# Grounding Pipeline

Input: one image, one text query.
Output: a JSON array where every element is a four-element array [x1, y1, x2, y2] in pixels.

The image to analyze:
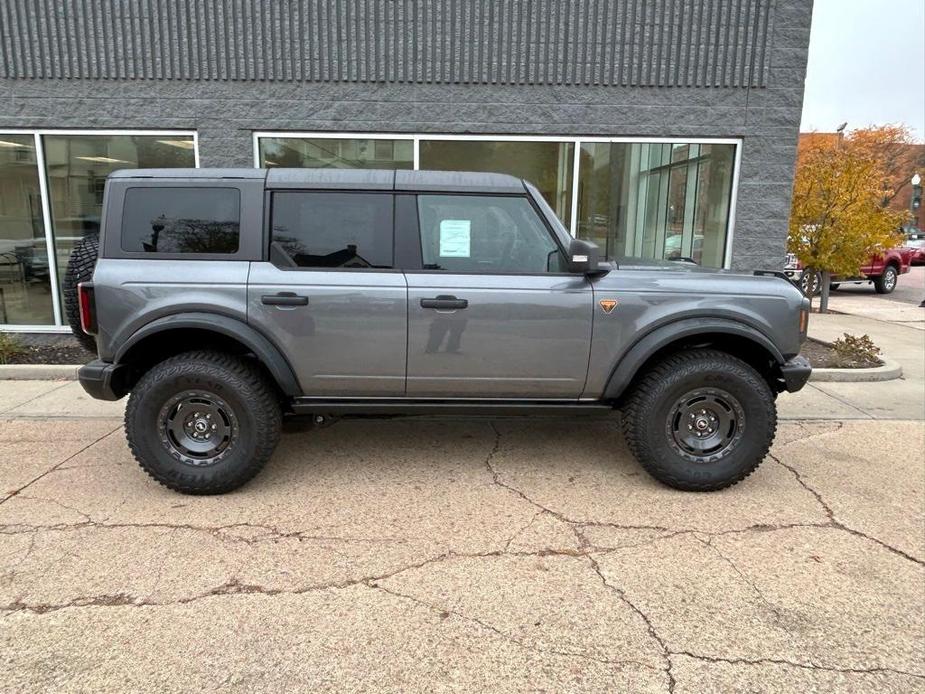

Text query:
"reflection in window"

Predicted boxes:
[[270, 192, 393, 269], [258, 137, 414, 169], [42, 135, 196, 299], [576, 142, 735, 268], [0, 135, 54, 325], [419, 140, 574, 225], [121, 188, 240, 254]]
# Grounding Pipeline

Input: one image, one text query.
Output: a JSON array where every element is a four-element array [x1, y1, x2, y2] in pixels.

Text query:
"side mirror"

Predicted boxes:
[[567, 238, 602, 274]]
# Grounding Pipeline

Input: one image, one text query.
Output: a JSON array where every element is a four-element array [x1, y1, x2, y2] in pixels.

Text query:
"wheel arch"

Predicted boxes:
[[603, 318, 786, 404], [114, 312, 302, 397]]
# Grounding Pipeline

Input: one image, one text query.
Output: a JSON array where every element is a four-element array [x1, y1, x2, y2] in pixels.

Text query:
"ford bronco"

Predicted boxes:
[[72, 169, 811, 494]]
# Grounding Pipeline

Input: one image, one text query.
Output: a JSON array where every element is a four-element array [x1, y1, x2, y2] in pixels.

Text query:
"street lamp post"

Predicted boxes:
[[911, 173, 922, 232]]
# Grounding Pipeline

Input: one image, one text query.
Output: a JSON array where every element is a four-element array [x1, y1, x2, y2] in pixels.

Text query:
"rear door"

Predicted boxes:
[[247, 190, 407, 396], [402, 193, 593, 398]]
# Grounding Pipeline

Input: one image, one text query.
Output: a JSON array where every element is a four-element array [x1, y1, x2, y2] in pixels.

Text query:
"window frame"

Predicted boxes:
[[266, 189, 400, 273], [253, 132, 742, 270]]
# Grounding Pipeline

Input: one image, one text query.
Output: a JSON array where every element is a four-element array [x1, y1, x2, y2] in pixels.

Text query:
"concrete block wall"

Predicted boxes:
[[0, 0, 813, 271]]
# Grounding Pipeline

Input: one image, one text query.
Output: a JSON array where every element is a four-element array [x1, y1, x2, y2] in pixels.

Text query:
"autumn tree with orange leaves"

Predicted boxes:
[[789, 126, 910, 311]]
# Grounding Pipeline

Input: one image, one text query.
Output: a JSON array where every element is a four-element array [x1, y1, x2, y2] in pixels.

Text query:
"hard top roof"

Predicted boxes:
[[108, 168, 527, 194]]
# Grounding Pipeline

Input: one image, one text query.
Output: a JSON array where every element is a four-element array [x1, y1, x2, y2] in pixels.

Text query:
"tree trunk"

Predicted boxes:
[[819, 270, 831, 313]]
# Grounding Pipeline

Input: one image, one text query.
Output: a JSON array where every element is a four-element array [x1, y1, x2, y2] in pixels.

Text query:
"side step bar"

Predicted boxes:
[[290, 398, 614, 416]]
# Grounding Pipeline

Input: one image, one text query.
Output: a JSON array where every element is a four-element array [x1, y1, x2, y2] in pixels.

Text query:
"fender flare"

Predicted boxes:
[[603, 317, 785, 401], [114, 312, 302, 396]]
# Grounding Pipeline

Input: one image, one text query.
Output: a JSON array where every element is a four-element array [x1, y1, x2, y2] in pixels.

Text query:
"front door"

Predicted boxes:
[[404, 193, 593, 398], [248, 191, 406, 396]]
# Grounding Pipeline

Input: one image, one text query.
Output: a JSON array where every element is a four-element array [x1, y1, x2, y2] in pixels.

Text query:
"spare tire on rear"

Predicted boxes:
[[63, 233, 100, 353]]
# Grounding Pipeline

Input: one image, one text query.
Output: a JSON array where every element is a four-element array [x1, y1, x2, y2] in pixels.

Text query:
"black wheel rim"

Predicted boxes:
[[158, 390, 238, 466], [666, 388, 745, 463]]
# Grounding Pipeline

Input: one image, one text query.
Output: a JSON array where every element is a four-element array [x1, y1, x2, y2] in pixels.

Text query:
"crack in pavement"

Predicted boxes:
[[693, 534, 784, 621], [583, 552, 677, 693], [0, 425, 122, 506], [769, 452, 924, 567], [670, 651, 925, 680], [0, 519, 412, 547], [368, 581, 661, 673], [0, 382, 74, 416]]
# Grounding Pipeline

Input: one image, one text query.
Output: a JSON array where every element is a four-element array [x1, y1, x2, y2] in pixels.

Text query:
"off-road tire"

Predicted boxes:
[[125, 351, 282, 494], [621, 349, 777, 492], [873, 265, 898, 294], [63, 233, 100, 353]]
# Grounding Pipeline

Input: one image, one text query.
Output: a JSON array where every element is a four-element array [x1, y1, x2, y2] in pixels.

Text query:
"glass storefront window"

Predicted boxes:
[[0, 135, 54, 325], [42, 134, 196, 305], [258, 137, 414, 169], [576, 142, 735, 268], [419, 140, 575, 225]]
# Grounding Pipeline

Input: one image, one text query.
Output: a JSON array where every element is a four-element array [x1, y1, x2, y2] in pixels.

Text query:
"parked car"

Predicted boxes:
[[784, 246, 913, 295], [903, 233, 925, 266], [71, 168, 811, 495]]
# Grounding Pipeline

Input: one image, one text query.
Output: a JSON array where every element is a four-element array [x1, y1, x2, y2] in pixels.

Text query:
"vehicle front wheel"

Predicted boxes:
[[873, 265, 898, 294], [620, 349, 777, 491], [829, 283, 840, 291], [125, 351, 282, 494]]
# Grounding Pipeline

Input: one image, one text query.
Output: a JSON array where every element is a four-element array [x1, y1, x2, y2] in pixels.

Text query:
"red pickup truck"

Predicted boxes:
[[784, 247, 914, 296]]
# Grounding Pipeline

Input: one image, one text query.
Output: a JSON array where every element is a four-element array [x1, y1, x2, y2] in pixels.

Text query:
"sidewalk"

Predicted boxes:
[[777, 302, 925, 421]]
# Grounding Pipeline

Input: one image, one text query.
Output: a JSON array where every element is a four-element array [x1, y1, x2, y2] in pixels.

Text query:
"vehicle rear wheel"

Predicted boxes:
[[620, 349, 777, 491], [873, 265, 898, 294], [63, 233, 100, 353], [799, 269, 822, 297], [125, 351, 282, 494]]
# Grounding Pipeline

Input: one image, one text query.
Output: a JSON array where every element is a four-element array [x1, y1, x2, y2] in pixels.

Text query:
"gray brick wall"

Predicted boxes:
[[0, 0, 813, 270]]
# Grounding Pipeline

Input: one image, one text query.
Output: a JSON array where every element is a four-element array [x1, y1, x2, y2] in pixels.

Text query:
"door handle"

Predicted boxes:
[[420, 295, 468, 310], [262, 292, 309, 306]]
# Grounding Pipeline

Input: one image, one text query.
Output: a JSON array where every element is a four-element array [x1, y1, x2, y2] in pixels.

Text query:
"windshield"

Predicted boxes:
[[905, 238, 925, 248]]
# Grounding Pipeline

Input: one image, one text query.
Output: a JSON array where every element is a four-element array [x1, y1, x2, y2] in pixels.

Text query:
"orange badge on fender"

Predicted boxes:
[[599, 299, 618, 314]]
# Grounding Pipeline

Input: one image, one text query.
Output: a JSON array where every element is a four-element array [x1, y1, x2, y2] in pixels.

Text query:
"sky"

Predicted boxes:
[[800, 0, 925, 141]]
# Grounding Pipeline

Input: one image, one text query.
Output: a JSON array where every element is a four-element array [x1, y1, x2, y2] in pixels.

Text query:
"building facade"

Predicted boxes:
[[0, 0, 812, 331]]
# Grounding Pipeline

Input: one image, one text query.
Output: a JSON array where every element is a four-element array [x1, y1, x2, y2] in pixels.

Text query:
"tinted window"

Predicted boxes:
[[121, 187, 240, 254], [271, 192, 393, 269], [417, 195, 564, 273]]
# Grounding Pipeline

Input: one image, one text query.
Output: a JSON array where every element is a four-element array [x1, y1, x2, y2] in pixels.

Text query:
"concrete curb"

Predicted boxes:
[[809, 358, 903, 382], [0, 364, 80, 380]]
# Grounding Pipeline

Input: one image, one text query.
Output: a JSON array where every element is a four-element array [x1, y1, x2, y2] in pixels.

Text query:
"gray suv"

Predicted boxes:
[[73, 168, 811, 495]]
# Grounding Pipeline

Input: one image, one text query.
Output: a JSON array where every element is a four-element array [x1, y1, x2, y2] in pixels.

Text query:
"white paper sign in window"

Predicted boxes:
[[438, 219, 471, 257]]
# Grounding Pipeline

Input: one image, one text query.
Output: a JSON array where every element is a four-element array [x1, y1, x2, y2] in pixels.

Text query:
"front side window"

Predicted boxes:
[[270, 192, 393, 269], [121, 187, 240, 254], [416, 195, 564, 274]]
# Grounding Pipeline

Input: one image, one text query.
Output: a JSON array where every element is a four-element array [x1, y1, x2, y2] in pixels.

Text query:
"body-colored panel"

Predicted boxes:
[[92, 258, 251, 362], [247, 262, 407, 396], [404, 273, 593, 398], [583, 265, 806, 398]]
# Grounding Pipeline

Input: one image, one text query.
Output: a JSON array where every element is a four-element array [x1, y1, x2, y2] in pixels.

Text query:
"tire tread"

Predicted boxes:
[[125, 350, 281, 494], [621, 349, 777, 491]]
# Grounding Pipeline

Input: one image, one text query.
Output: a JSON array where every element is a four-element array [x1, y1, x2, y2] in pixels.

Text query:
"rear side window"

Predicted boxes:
[[270, 192, 393, 269], [121, 187, 240, 254], [416, 194, 565, 273]]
